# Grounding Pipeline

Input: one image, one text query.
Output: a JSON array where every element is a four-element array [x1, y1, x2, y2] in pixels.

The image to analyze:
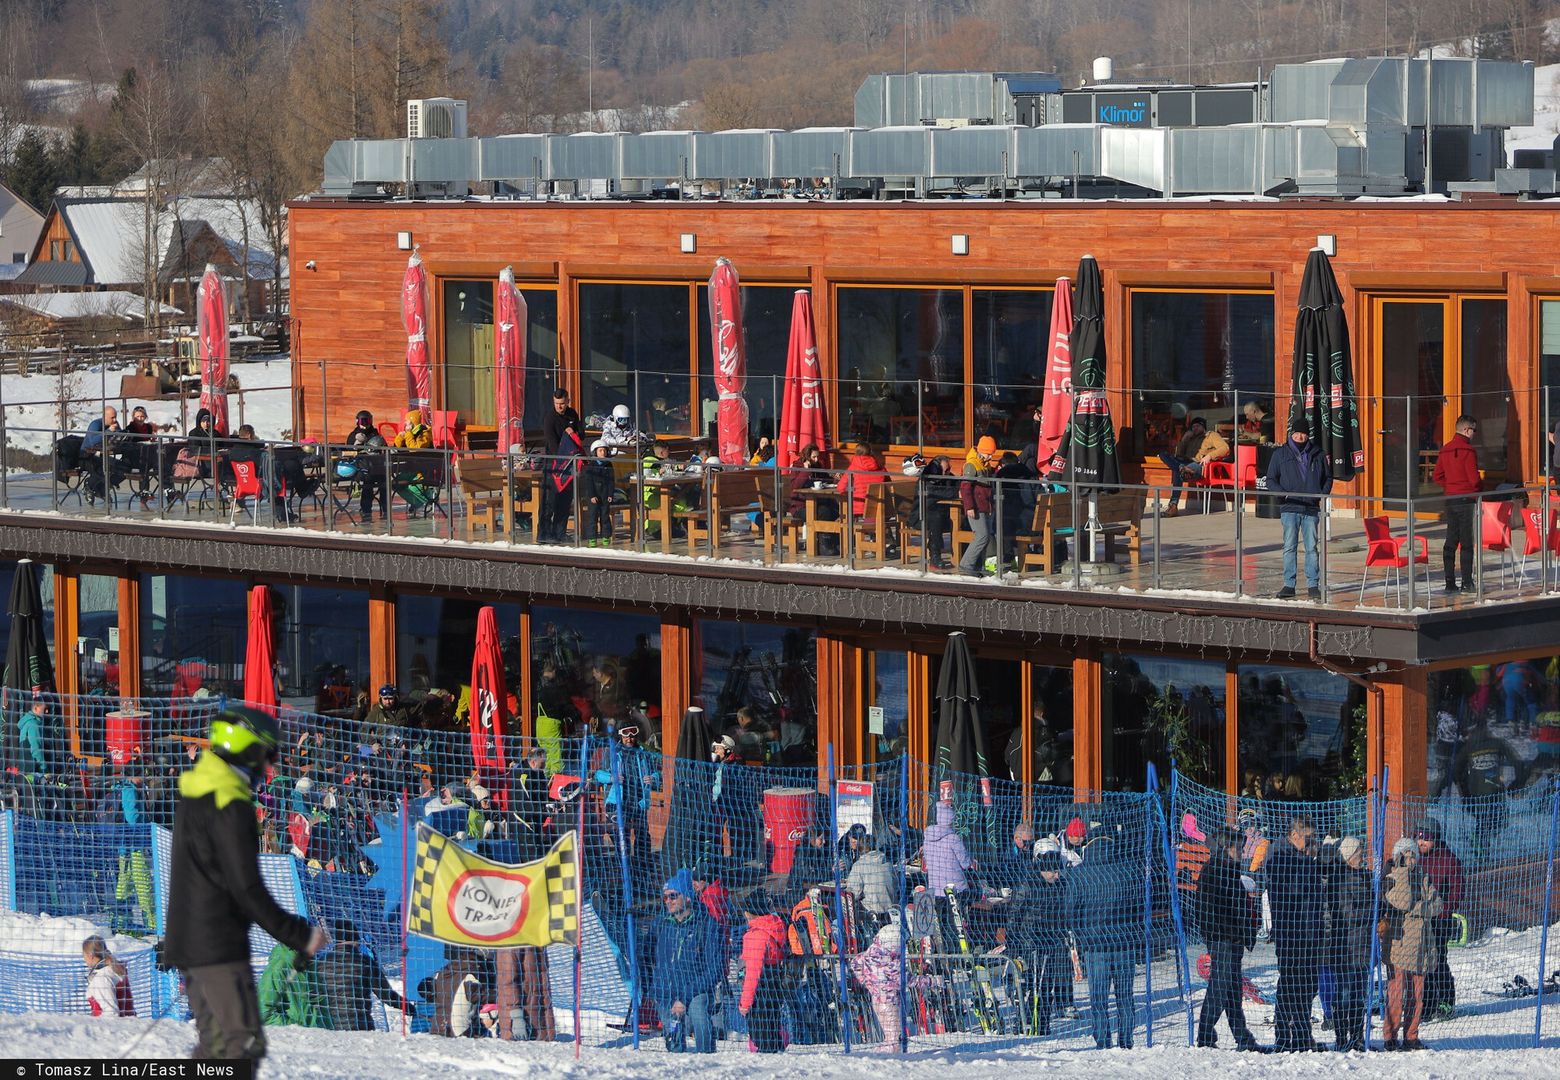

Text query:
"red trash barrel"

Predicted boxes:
[[763, 786, 816, 874], [104, 710, 147, 766]]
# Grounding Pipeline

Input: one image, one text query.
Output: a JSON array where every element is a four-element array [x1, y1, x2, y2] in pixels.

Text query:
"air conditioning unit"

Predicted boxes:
[[407, 98, 468, 139]]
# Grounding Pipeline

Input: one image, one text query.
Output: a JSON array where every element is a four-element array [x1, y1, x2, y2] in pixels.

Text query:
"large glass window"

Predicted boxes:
[[397, 596, 521, 704], [973, 289, 1053, 443], [1237, 665, 1365, 800], [1028, 663, 1074, 788], [578, 282, 692, 434], [531, 605, 662, 746], [1540, 301, 1560, 453], [696, 620, 816, 767], [697, 284, 799, 449], [867, 650, 909, 760], [1131, 291, 1275, 456], [76, 574, 118, 761], [0, 562, 56, 668], [837, 287, 963, 447], [442, 280, 560, 435], [1428, 661, 1551, 800], [139, 574, 248, 701], [1459, 297, 1509, 474], [1103, 653, 1225, 791], [269, 585, 370, 715]]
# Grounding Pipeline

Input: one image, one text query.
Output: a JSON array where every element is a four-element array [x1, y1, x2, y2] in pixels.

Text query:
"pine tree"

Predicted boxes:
[[5, 128, 60, 214]]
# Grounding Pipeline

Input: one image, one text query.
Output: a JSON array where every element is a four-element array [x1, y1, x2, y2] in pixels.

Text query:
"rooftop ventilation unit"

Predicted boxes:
[[407, 98, 468, 140]]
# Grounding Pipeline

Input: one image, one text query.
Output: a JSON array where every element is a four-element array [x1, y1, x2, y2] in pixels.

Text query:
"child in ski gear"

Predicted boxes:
[[82, 936, 135, 1017], [1383, 837, 1444, 1051], [849, 921, 924, 1052], [653, 869, 724, 1054], [737, 888, 788, 1053], [164, 706, 325, 1063]]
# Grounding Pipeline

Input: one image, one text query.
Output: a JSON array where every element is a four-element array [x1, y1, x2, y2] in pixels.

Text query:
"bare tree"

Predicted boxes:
[[110, 66, 185, 332]]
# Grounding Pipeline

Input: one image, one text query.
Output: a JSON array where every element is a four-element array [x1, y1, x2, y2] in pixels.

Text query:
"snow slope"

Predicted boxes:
[[5, 1014, 1556, 1079]]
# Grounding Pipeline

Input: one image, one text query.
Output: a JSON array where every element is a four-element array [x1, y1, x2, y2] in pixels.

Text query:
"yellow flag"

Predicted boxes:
[[405, 824, 578, 948]]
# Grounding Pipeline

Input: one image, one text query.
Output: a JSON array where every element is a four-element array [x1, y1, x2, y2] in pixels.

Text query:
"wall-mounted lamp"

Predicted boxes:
[[1316, 234, 1336, 257], [304, 260, 317, 271], [951, 234, 970, 256], [680, 233, 697, 254], [396, 231, 413, 251]]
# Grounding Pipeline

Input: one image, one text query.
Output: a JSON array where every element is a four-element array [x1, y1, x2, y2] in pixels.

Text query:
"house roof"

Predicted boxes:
[[0, 290, 181, 322], [115, 158, 231, 197], [13, 259, 88, 286], [25, 199, 247, 287]]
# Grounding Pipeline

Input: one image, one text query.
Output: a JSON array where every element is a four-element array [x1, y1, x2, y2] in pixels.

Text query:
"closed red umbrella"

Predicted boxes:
[[494, 266, 528, 451], [243, 585, 276, 713], [402, 251, 431, 424], [1038, 277, 1074, 474], [196, 264, 229, 435], [709, 257, 748, 464], [777, 289, 829, 469], [469, 605, 509, 795]]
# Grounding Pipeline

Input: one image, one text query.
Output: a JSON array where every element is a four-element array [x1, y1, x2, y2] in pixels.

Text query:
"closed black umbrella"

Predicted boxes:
[[662, 705, 717, 873], [3, 560, 54, 772], [1055, 255, 1120, 489], [932, 632, 995, 851], [1289, 247, 1364, 481]]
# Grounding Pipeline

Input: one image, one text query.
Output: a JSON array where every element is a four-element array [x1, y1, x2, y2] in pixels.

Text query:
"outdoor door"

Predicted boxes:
[[1371, 296, 1508, 507]]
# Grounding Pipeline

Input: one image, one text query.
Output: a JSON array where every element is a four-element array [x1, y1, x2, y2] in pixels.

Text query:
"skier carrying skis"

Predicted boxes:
[[164, 706, 326, 1064]]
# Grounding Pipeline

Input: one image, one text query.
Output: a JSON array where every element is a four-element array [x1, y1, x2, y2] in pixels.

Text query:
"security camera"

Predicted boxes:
[[305, 260, 317, 271]]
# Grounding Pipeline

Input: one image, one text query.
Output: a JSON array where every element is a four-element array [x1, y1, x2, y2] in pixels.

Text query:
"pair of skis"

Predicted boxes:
[[944, 885, 1018, 1034]]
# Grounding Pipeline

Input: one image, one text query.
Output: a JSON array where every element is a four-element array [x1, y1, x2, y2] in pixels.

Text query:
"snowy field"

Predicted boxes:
[[5, 1014, 1558, 1079]]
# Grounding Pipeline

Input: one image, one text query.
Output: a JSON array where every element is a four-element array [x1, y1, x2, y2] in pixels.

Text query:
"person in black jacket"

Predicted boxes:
[[1265, 815, 1325, 1052], [580, 440, 617, 546], [316, 920, 411, 1031], [1327, 836, 1374, 1051], [1195, 830, 1261, 1051], [1265, 423, 1332, 600], [1066, 825, 1139, 1049], [1009, 851, 1070, 1034], [164, 706, 325, 1063]]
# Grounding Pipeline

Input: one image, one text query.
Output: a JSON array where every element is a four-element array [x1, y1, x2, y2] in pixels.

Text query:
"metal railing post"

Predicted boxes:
[[994, 476, 1004, 578], [382, 444, 394, 536], [1070, 478, 1082, 590], [1233, 478, 1244, 598], [1474, 492, 1483, 602], [1152, 490, 1162, 589]]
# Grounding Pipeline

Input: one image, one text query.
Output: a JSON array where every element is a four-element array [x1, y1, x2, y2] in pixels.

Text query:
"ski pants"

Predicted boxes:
[[1084, 949, 1135, 1049], [186, 960, 267, 1062], [1198, 939, 1254, 1045], [1273, 946, 1319, 1050], [664, 992, 715, 1053]]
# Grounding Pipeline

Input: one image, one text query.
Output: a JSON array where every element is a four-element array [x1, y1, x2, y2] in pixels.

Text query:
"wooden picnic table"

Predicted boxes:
[[629, 470, 705, 552], [792, 484, 848, 559]]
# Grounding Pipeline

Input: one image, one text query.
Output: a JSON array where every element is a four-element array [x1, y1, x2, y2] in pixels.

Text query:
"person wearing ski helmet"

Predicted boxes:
[[599, 403, 643, 453], [165, 706, 326, 1064]]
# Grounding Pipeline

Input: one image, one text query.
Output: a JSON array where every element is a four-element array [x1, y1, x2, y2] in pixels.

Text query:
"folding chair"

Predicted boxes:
[[1359, 515, 1429, 605]]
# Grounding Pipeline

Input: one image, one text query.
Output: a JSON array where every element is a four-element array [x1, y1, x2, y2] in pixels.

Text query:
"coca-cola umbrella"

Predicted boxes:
[[196, 264, 229, 435], [402, 250, 432, 424], [469, 605, 510, 802], [2, 560, 53, 773], [1289, 247, 1364, 481], [776, 290, 829, 470], [709, 257, 749, 464], [931, 631, 995, 852], [494, 266, 528, 452], [1053, 255, 1119, 561], [1038, 276, 1074, 474], [242, 585, 277, 713]]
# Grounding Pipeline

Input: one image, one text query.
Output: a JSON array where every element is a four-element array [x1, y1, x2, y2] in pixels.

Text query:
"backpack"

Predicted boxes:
[[173, 447, 200, 480], [54, 435, 83, 478]]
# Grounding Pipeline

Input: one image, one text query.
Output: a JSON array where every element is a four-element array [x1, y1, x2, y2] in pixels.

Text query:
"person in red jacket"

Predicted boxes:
[[959, 436, 999, 578], [834, 442, 889, 518], [1431, 415, 1482, 593], [736, 888, 788, 1053], [1414, 821, 1464, 1020]]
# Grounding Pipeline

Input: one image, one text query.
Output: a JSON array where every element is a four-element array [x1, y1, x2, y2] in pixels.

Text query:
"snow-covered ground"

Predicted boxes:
[[3, 1013, 1556, 1079], [2, 353, 296, 456], [1506, 62, 1560, 162]]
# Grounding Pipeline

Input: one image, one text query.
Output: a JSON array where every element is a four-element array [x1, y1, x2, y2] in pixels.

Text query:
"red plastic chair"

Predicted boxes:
[[1516, 506, 1560, 588], [432, 409, 465, 451], [229, 458, 263, 525], [1359, 515, 1429, 605], [1480, 499, 1517, 586], [377, 420, 402, 444], [1201, 443, 1258, 513]]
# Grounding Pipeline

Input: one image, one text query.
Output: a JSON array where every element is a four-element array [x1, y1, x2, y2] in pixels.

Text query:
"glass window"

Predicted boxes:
[[268, 585, 370, 715], [1029, 664, 1074, 788], [578, 282, 692, 434], [696, 620, 816, 767], [697, 284, 798, 450], [396, 597, 522, 707], [1428, 661, 1551, 800], [1540, 301, 1560, 451], [836, 287, 964, 448], [0, 562, 55, 667], [139, 574, 248, 701], [868, 650, 909, 760], [531, 605, 662, 746], [972, 289, 1053, 443], [1237, 665, 1365, 801], [1103, 653, 1225, 791], [1131, 291, 1275, 456], [442, 279, 560, 435], [75, 574, 118, 760], [1459, 297, 1509, 474]]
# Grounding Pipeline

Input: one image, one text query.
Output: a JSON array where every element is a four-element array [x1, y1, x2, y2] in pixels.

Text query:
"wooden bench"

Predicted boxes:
[[678, 466, 773, 554], [459, 457, 509, 537], [756, 473, 799, 557], [1019, 491, 1144, 576], [851, 478, 918, 562]]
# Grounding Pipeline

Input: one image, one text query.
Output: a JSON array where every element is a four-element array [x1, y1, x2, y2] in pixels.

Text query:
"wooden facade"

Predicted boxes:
[[290, 197, 1560, 493]]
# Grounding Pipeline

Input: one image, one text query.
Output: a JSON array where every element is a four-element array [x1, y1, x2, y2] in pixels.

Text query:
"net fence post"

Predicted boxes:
[[610, 732, 642, 1050], [400, 788, 410, 1039], [1141, 766, 1155, 1049], [898, 752, 910, 1051], [1163, 764, 1195, 1046], [1536, 776, 1560, 1048], [575, 736, 587, 1058], [1366, 766, 1389, 1051], [828, 745, 850, 1052]]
